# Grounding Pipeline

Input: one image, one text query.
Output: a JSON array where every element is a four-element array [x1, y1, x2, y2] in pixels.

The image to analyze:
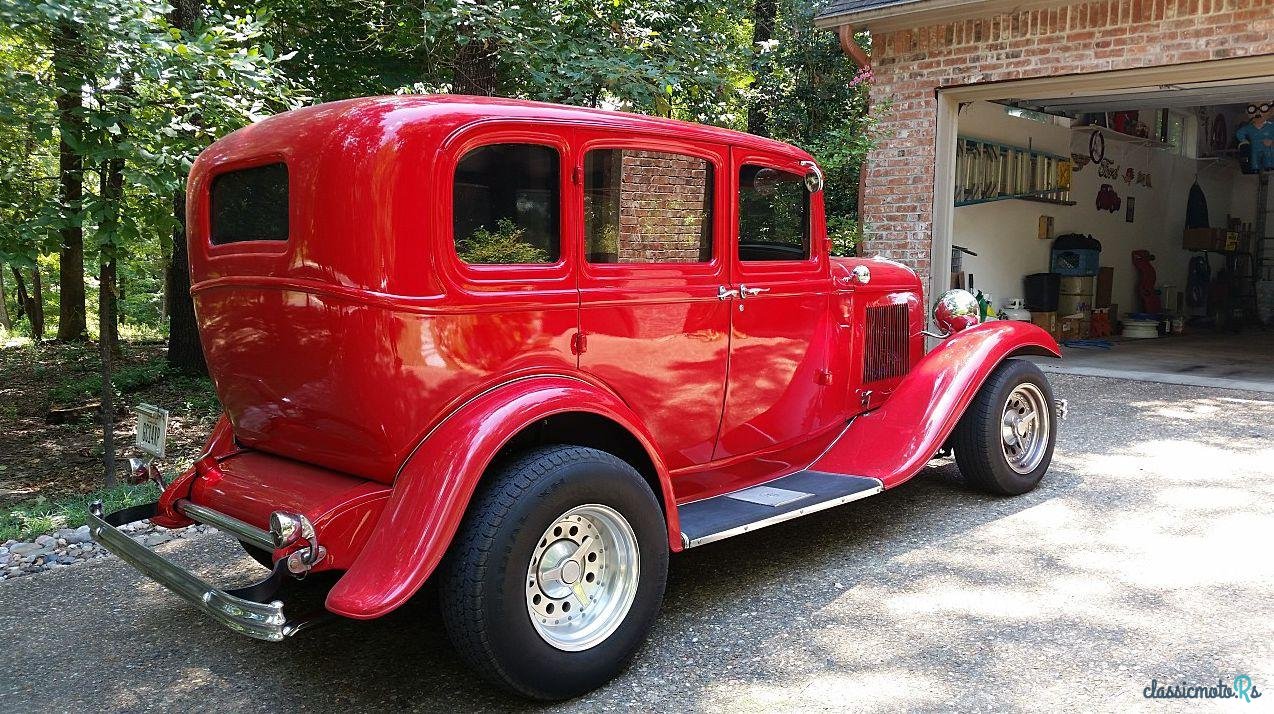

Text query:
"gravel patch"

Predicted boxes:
[[0, 522, 219, 581]]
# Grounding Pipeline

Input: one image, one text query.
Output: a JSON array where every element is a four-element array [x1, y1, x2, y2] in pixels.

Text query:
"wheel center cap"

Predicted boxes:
[[560, 559, 582, 584]]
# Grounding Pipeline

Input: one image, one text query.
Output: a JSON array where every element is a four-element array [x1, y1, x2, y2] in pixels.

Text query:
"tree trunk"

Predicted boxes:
[[53, 20, 87, 341], [747, 0, 779, 137], [160, 262, 169, 323], [99, 157, 124, 356], [11, 267, 29, 323], [0, 267, 10, 332], [100, 254, 118, 489], [166, 191, 206, 374], [452, 12, 499, 96], [30, 267, 45, 341], [166, 0, 208, 375]]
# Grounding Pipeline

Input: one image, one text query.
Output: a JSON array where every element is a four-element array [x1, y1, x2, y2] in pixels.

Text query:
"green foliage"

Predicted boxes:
[[750, 0, 874, 220], [827, 214, 860, 257], [0, 481, 159, 542], [47, 357, 168, 405], [457, 219, 550, 264], [0, 1, 874, 345], [0, 0, 306, 337]]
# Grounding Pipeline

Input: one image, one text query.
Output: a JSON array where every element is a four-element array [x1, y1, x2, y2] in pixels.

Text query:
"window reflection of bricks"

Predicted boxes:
[[617, 151, 713, 263]]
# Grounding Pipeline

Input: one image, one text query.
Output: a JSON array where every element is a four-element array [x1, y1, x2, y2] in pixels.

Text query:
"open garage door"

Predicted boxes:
[[932, 58, 1274, 392]]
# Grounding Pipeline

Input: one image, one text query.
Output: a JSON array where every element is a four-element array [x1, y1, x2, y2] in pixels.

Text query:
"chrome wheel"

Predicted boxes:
[[525, 504, 640, 652], [1000, 382, 1051, 474]]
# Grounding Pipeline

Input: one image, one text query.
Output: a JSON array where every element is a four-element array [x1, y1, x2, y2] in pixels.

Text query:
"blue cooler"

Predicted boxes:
[[1050, 234, 1102, 276]]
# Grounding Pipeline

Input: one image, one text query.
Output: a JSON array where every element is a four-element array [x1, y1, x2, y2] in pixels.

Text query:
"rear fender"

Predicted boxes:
[[811, 321, 1059, 488], [325, 375, 675, 620]]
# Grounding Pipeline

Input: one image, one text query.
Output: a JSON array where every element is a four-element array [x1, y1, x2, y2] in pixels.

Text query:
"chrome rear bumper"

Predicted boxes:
[[88, 501, 310, 642]]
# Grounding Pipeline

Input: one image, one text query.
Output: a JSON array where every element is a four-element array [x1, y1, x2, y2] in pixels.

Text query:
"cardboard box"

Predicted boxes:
[[1095, 267, 1113, 308], [1060, 314, 1090, 340], [1031, 311, 1059, 338], [1183, 228, 1245, 252], [1038, 215, 1054, 241], [1183, 228, 1224, 251]]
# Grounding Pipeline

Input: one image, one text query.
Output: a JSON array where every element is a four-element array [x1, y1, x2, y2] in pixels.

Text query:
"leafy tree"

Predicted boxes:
[[750, 0, 874, 253], [0, 0, 876, 489]]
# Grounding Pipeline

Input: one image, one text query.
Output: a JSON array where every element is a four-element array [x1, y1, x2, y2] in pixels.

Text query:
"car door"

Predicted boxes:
[[575, 132, 732, 471], [714, 146, 837, 461]]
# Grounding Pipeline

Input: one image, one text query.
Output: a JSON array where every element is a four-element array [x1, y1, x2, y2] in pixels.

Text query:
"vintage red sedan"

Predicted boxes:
[[90, 96, 1062, 700]]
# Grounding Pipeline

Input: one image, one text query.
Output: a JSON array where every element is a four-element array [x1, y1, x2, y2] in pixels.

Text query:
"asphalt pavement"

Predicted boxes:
[[2, 373, 1272, 712]]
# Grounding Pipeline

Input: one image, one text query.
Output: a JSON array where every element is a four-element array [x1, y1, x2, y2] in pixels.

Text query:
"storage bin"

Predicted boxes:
[[1058, 294, 1093, 316], [1051, 249, 1101, 276], [1058, 275, 1095, 295], [1024, 273, 1060, 312], [1051, 233, 1102, 277]]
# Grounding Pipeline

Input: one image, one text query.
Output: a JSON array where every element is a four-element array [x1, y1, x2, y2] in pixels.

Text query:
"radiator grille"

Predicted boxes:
[[863, 303, 910, 383]]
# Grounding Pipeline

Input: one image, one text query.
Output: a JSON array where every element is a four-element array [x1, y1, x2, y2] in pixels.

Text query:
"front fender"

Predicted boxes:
[[325, 375, 675, 620], [811, 320, 1059, 488]]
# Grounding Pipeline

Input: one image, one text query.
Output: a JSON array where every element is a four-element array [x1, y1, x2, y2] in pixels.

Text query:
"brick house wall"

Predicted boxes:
[[615, 151, 712, 262], [861, 0, 1274, 292]]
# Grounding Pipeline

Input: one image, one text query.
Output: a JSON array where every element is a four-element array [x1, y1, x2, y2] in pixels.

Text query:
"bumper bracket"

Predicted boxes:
[[88, 501, 321, 641]]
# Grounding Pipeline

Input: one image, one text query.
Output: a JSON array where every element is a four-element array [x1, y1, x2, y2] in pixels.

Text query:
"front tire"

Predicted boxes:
[[439, 445, 668, 700], [952, 359, 1057, 495]]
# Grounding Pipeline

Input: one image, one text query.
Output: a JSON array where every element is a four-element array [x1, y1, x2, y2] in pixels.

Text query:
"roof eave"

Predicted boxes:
[[814, 0, 1067, 32]]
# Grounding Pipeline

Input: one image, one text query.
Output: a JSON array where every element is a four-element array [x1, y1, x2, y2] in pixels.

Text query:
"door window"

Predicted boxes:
[[737, 164, 810, 261], [584, 148, 714, 263], [453, 143, 560, 264]]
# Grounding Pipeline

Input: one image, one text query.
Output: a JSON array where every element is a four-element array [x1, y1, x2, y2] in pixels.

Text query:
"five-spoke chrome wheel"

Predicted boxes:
[[1000, 382, 1051, 474], [525, 504, 640, 652]]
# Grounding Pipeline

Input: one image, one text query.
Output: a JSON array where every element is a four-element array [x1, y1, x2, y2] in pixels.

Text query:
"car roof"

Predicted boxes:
[[255, 94, 814, 161]]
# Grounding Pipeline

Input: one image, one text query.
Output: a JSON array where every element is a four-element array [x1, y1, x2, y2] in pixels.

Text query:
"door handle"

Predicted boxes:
[[717, 285, 740, 300], [739, 285, 770, 298]]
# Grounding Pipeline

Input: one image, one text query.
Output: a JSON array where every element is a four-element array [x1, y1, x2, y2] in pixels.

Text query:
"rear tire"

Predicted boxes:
[[439, 445, 668, 701], [953, 359, 1057, 495]]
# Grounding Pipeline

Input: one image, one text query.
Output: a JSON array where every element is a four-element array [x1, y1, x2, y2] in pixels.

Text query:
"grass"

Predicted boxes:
[[0, 482, 160, 543]]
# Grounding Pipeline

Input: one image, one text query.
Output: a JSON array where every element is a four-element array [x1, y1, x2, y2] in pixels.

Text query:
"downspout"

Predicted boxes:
[[836, 24, 872, 257], [837, 24, 872, 70]]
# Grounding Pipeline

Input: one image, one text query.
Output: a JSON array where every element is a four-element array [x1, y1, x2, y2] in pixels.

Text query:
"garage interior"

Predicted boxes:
[[941, 71, 1273, 392]]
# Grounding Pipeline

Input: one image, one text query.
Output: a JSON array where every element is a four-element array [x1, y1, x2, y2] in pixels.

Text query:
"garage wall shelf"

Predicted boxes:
[[1073, 125, 1174, 150], [954, 137, 1076, 207]]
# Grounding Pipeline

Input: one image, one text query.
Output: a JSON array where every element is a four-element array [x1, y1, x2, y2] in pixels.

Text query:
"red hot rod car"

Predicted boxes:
[[90, 96, 1062, 700]]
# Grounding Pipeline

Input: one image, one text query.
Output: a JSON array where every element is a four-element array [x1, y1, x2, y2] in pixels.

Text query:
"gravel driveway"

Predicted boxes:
[[2, 374, 1272, 712]]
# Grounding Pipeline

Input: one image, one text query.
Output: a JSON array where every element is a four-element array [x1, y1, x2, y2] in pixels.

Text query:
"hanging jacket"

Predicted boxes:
[[1185, 181, 1210, 229]]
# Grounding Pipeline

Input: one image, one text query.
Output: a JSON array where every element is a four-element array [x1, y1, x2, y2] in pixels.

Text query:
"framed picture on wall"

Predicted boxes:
[[1125, 196, 1136, 223]]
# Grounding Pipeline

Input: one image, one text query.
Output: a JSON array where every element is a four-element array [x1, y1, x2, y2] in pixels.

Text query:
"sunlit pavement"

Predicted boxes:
[[2, 373, 1271, 712]]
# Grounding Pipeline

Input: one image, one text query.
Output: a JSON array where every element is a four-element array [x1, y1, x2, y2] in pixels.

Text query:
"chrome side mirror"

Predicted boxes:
[[799, 160, 824, 192], [922, 289, 981, 339]]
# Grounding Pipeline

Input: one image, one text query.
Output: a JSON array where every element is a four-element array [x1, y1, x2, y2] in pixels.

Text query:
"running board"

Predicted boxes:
[[678, 471, 883, 548]]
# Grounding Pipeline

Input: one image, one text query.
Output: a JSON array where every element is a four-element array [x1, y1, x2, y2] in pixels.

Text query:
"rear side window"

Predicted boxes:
[[453, 144, 560, 264], [737, 164, 810, 261], [584, 148, 714, 263], [210, 163, 289, 245]]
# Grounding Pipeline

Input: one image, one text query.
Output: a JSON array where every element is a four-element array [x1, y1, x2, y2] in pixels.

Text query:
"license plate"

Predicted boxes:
[[135, 404, 169, 459]]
